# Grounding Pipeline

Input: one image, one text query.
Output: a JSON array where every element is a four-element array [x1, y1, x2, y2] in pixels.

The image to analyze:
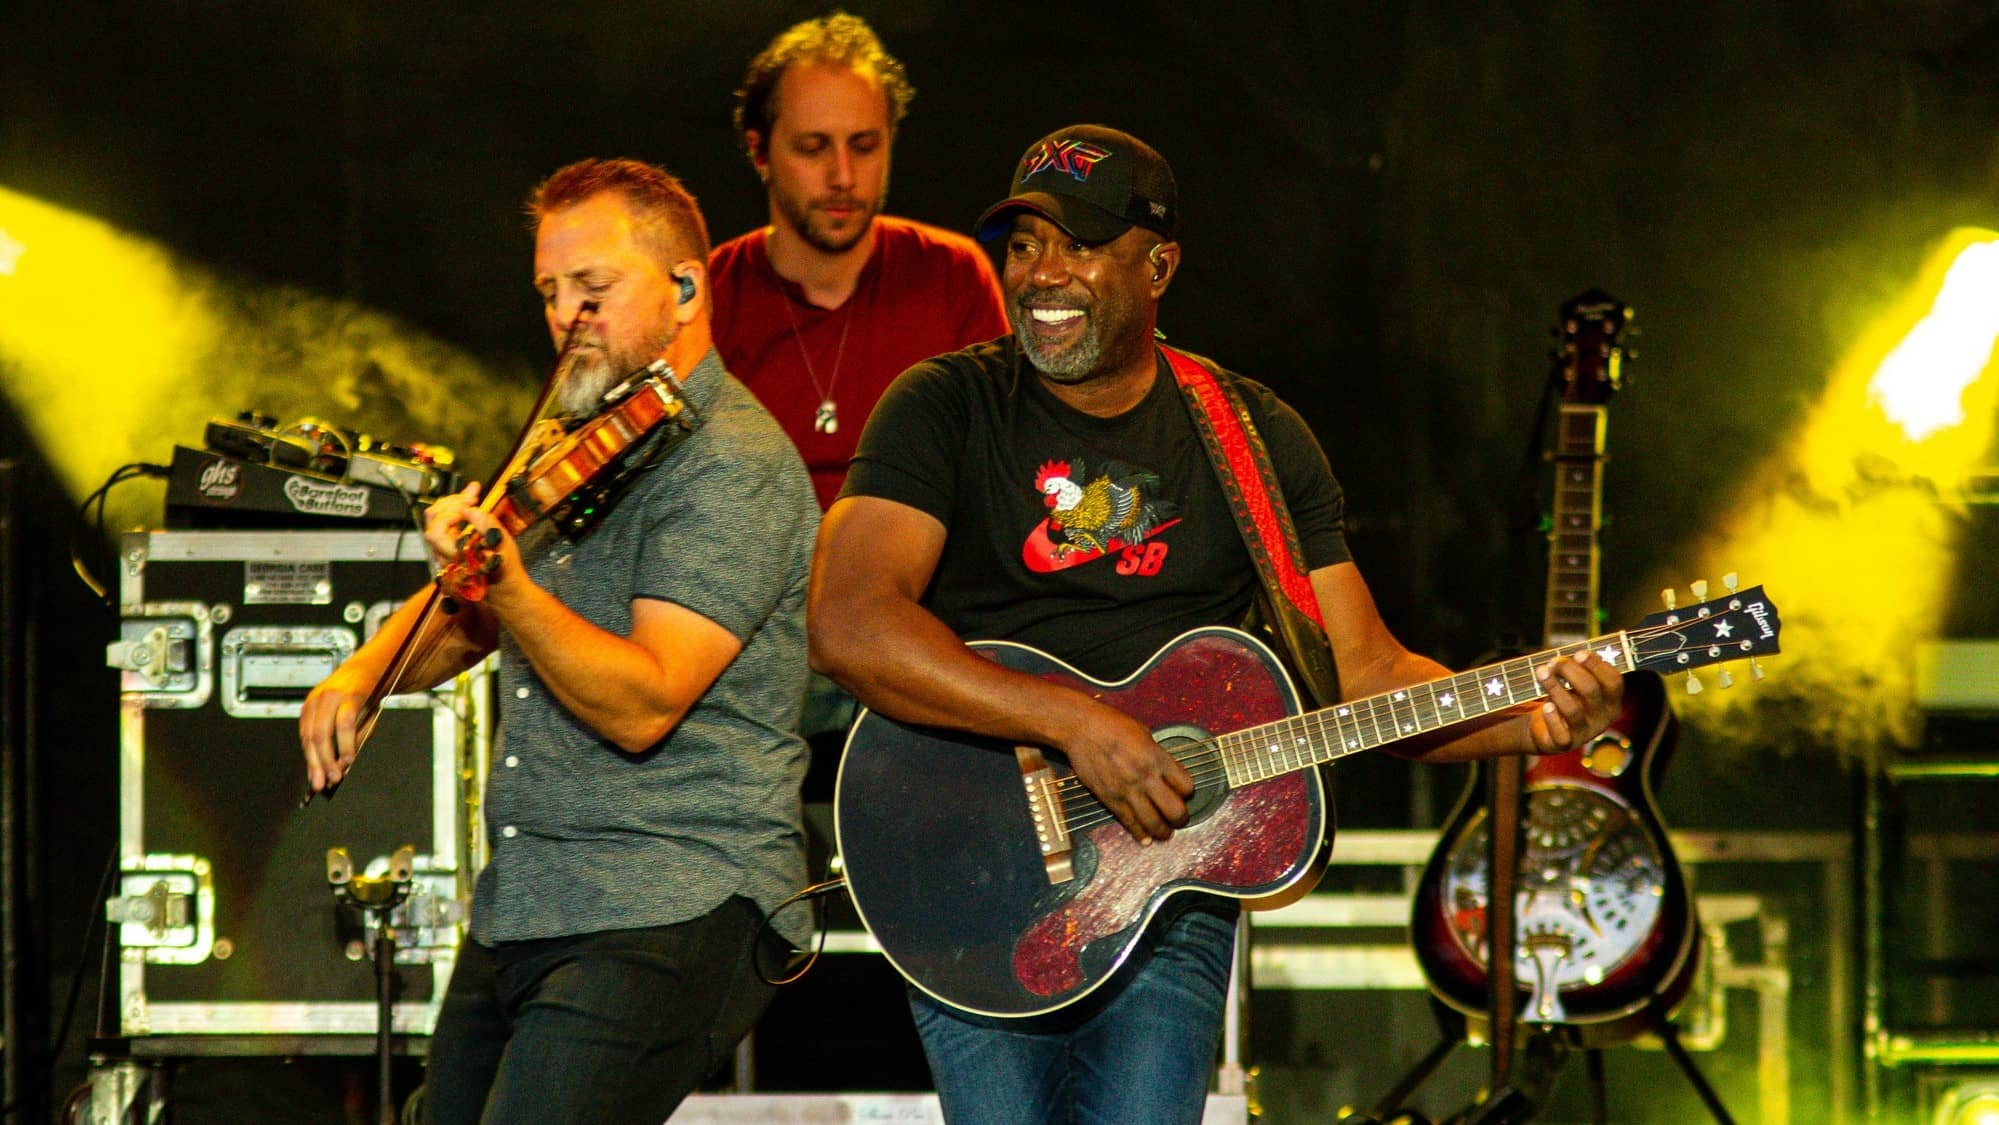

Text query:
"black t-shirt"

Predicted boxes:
[[842, 337, 1350, 682]]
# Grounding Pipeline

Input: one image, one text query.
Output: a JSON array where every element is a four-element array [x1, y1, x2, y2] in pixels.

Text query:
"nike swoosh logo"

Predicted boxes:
[[1020, 518, 1181, 573]]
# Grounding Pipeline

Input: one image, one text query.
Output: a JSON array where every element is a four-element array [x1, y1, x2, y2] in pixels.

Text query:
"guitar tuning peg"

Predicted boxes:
[[1690, 579, 1709, 601], [1661, 588, 1678, 610], [1718, 667, 1735, 689], [1684, 672, 1703, 695], [1749, 656, 1766, 681], [1722, 572, 1740, 595]]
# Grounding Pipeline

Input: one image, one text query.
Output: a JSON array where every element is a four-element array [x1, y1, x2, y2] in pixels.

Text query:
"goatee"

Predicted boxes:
[[1017, 323, 1103, 384], [776, 183, 888, 256], [556, 360, 620, 416], [1013, 295, 1104, 384]]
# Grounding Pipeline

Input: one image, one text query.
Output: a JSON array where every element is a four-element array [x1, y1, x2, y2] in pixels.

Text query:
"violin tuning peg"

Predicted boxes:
[[1717, 667, 1735, 689], [1690, 579, 1709, 602], [1661, 588, 1678, 611], [1684, 672, 1703, 695]]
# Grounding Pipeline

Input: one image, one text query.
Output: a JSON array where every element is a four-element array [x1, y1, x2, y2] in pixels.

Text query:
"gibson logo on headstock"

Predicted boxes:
[[1744, 599, 1776, 640], [198, 458, 242, 501]]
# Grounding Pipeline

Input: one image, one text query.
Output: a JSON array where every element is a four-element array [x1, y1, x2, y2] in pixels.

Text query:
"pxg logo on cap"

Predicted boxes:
[[976, 124, 1177, 245], [1020, 138, 1113, 183]]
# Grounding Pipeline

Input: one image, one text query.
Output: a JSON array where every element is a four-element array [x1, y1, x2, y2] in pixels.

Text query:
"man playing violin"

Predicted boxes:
[[300, 158, 818, 1125]]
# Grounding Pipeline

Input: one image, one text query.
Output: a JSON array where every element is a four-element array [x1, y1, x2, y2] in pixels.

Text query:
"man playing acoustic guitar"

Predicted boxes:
[[300, 158, 817, 1124], [808, 125, 1626, 1124]]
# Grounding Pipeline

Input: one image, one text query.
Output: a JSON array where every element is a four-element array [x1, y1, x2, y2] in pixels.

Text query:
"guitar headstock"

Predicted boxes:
[[1554, 288, 1632, 405], [1630, 574, 1781, 692]]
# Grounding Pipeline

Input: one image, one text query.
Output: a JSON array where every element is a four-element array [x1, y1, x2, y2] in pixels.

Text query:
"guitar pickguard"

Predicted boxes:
[[836, 627, 1329, 1018], [1012, 770, 1311, 997]]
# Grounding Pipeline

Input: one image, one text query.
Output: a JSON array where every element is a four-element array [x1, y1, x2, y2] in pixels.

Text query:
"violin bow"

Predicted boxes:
[[301, 301, 600, 807]]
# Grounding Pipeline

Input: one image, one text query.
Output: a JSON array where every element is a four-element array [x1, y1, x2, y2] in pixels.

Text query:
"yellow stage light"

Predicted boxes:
[[0, 224, 23, 274], [1653, 228, 1999, 756], [1871, 239, 1999, 442], [0, 186, 534, 530], [1936, 1081, 1999, 1125]]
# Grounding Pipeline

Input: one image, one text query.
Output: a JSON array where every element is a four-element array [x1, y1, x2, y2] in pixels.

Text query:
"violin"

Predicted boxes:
[[303, 304, 701, 806], [438, 360, 699, 603]]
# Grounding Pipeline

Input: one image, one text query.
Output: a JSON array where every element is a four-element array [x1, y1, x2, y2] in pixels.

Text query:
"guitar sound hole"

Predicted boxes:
[[1155, 725, 1228, 828]]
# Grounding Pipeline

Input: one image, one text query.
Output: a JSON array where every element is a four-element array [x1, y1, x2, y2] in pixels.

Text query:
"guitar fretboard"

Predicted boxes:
[[1546, 404, 1606, 646], [1215, 635, 1633, 786]]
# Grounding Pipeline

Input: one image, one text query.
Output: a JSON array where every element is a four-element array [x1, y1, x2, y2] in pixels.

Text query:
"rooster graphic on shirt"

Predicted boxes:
[[1022, 457, 1180, 572]]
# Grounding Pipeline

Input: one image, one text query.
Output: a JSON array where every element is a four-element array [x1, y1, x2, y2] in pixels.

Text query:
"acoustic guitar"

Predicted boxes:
[[834, 582, 1776, 1018]]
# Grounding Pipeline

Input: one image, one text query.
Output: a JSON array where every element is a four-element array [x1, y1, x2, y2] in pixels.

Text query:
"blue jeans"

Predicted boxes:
[[425, 896, 776, 1125], [909, 904, 1236, 1125]]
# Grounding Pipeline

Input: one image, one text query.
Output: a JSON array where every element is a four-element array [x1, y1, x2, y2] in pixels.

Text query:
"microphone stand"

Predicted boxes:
[[329, 844, 416, 1125]]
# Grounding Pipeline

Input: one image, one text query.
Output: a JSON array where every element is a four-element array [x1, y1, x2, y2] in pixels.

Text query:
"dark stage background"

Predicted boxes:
[[4, 2, 1998, 1121]]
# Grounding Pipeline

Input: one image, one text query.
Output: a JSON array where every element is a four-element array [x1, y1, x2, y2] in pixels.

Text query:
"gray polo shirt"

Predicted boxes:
[[472, 350, 817, 947]]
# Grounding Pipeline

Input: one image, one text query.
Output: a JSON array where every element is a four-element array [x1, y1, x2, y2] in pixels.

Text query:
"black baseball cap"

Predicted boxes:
[[975, 124, 1178, 244]]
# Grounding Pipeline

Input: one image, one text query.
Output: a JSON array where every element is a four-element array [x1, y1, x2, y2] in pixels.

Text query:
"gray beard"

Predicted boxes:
[[555, 359, 620, 416], [556, 318, 676, 415], [1012, 286, 1140, 385], [1016, 319, 1105, 384]]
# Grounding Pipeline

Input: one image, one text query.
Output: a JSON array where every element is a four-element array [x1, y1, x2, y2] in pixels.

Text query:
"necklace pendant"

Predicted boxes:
[[814, 400, 839, 435]]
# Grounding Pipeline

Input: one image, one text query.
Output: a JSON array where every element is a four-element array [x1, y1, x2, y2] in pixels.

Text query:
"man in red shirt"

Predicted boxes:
[[710, 12, 1008, 512]]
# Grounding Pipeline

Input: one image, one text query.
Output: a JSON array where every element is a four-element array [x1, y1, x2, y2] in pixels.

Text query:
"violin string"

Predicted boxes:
[[365, 329, 709, 729], [327, 301, 604, 791]]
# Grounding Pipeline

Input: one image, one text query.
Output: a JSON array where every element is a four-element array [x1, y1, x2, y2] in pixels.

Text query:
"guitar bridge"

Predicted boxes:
[[1520, 924, 1576, 1023], [1016, 747, 1074, 885]]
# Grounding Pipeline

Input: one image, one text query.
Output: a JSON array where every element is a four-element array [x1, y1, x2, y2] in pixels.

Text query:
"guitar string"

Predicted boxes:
[[1049, 653, 1551, 806], [1054, 673, 1711, 831], [1043, 617, 1742, 832], [1051, 654, 1563, 828], [1052, 675, 1533, 815]]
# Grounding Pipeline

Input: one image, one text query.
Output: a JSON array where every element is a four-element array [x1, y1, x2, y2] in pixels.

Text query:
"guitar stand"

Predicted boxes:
[[1651, 1018, 1736, 1125], [1347, 1008, 1736, 1125], [328, 844, 417, 1125]]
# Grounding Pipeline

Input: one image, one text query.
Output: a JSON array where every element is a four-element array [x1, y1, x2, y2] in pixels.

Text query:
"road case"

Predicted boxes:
[[109, 529, 488, 1038]]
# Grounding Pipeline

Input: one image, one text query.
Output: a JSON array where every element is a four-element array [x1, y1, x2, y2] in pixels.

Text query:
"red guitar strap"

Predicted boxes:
[[1161, 345, 1341, 707]]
